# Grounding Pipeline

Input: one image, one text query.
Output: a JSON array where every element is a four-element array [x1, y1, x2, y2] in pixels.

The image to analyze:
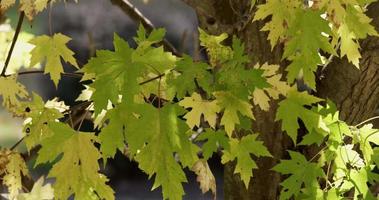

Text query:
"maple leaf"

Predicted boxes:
[[254, 0, 300, 48], [354, 124, 379, 163], [196, 129, 230, 160], [338, 6, 378, 67], [98, 102, 151, 160], [36, 122, 114, 200], [134, 24, 166, 46], [17, 177, 54, 200], [252, 63, 290, 111], [179, 93, 220, 129], [199, 28, 232, 67], [167, 55, 211, 98], [222, 134, 272, 187], [0, 76, 28, 112], [1, 0, 49, 20], [192, 160, 216, 197], [276, 88, 326, 144], [29, 33, 78, 87], [3, 153, 29, 200], [273, 151, 324, 200], [18, 93, 63, 150], [213, 91, 254, 136], [283, 9, 335, 89], [217, 39, 270, 100], [82, 34, 140, 114], [134, 104, 198, 200]]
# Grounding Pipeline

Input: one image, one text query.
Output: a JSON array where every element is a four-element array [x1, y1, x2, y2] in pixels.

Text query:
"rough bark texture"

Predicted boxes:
[[184, 1, 379, 200], [183, 0, 290, 199], [317, 3, 379, 125]]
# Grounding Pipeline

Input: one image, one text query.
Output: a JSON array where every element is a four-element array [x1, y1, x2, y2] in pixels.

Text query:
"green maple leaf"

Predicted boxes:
[[253, 0, 300, 48], [134, 24, 166, 46], [179, 92, 220, 129], [283, 9, 335, 89], [4, 152, 29, 199], [98, 104, 127, 160], [213, 91, 254, 136], [355, 124, 379, 163], [167, 55, 211, 98], [276, 88, 326, 144], [222, 134, 272, 187], [29, 33, 78, 87], [134, 104, 199, 200], [0, 75, 28, 112], [99, 102, 152, 160], [196, 129, 230, 160], [299, 103, 344, 146], [36, 122, 114, 200], [349, 168, 375, 199], [273, 151, 324, 200], [82, 34, 140, 114], [17, 177, 54, 200], [132, 46, 177, 74], [18, 93, 63, 150]]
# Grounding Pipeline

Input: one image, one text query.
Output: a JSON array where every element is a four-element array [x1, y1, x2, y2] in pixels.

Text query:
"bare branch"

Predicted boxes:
[[1, 12, 25, 77], [110, 0, 181, 56]]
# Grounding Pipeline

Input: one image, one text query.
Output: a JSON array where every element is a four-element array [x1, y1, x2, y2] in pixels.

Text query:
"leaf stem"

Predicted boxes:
[[354, 116, 379, 127], [1, 12, 25, 77]]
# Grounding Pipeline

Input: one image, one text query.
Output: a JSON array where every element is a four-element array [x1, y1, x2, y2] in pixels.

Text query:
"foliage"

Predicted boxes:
[[0, 0, 378, 199]]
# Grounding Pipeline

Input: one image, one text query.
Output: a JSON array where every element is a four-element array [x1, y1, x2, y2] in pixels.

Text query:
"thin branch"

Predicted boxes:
[[10, 137, 24, 151], [15, 70, 84, 78], [110, 0, 181, 56], [1, 12, 25, 77], [138, 73, 165, 85]]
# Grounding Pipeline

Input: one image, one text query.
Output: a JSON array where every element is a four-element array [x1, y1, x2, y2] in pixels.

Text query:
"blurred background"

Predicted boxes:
[[0, 0, 224, 199]]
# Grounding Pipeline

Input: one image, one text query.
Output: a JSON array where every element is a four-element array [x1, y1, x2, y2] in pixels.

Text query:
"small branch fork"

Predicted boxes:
[[110, 0, 182, 56]]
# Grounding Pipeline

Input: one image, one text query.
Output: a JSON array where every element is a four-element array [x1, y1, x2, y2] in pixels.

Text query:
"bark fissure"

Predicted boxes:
[[184, 1, 379, 199]]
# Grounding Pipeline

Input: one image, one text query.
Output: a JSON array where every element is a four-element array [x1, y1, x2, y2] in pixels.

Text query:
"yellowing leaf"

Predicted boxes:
[[214, 91, 254, 137], [17, 177, 54, 200], [192, 160, 216, 197], [252, 63, 289, 110], [20, 0, 49, 20], [29, 33, 78, 87], [179, 93, 220, 129], [254, 0, 300, 48], [20, 93, 63, 150], [0, 76, 28, 112], [4, 153, 29, 200], [198, 28, 232, 67], [339, 24, 361, 67], [37, 122, 114, 200], [0, 0, 16, 11], [0, 23, 39, 74], [1, 0, 50, 20]]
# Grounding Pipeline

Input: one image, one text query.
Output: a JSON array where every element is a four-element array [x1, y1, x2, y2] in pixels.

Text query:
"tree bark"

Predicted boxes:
[[184, 1, 379, 199]]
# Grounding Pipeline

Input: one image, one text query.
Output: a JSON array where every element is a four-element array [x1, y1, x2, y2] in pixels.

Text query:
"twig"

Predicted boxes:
[[110, 0, 181, 56], [138, 73, 165, 85], [1, 12, 25, 77], [15, 70, 84, 78], [10, 137, 24, 151]]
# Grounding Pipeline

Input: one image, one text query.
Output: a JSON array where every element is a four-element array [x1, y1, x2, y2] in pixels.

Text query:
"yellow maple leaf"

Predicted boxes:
[[252, 63, 289, 111], [179, 93, 220, 129]]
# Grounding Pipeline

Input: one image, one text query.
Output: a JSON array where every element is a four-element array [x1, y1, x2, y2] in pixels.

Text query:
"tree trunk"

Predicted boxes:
[[183, 1, 379, 199]]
